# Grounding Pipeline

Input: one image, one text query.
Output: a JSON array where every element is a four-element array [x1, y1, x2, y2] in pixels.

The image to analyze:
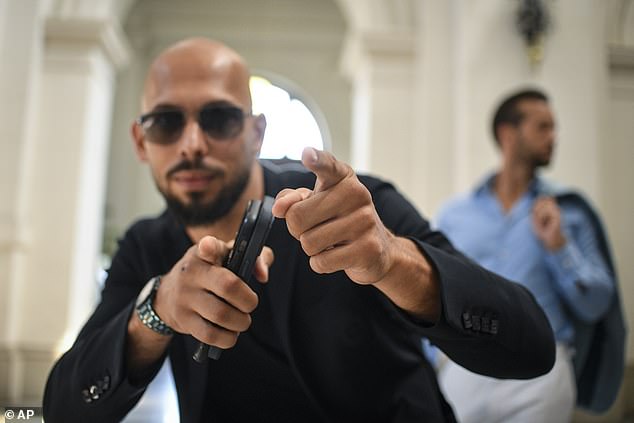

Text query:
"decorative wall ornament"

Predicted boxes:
[[516, 0, 551, 68]]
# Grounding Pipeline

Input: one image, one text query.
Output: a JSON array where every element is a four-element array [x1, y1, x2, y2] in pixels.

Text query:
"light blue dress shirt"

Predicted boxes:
[[435, 175, 614, 344]]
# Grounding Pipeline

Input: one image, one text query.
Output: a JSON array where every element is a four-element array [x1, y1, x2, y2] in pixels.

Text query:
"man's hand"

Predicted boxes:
[[272, 147, 397, 285], [272, 147, 440, 321], [532, 196, 566, 251], [127, 236, 274, 380], [154, 236, 274, 348]]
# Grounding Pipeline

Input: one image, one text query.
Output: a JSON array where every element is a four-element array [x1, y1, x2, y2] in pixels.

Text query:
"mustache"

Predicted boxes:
[[167, 158, 222, 179]]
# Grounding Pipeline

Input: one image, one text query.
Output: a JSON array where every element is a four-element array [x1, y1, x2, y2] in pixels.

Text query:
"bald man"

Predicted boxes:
[[43, 38, 555, 422]]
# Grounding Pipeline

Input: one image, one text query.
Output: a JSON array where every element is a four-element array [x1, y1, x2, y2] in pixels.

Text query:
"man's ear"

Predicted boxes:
[[497, 123, 517, 150], [131, 121, 148, 162], [251, 114, 267, 155]]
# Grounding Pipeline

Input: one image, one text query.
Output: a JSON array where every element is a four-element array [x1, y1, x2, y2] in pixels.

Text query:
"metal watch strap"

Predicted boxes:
[[136, 276, 174, 336]]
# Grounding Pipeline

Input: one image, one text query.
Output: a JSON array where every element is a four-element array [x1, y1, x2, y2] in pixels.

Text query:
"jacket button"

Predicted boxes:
[[472, 315, 481, 331], [98, 376, 110, 391], [82, 389, 93, 403], [490, 319, 499, 335], [462, 312, 473, 329], [89, 384, 100, 400], [481, 316, 491, 333]]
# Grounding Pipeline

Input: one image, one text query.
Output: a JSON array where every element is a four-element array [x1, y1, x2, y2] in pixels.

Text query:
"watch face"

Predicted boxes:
[[136, 278, 156, 307]]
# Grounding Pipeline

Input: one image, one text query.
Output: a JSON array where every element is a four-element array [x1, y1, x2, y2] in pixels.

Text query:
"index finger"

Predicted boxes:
[[301, 147, 353, 193], [253, 246, 275, 283]]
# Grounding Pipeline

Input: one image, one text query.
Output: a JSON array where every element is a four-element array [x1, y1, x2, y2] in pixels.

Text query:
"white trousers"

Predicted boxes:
[[438, 344, 576, 423]]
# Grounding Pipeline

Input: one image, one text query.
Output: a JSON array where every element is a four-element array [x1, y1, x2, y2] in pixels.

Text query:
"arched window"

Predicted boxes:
[[250, 76, 326, 160]]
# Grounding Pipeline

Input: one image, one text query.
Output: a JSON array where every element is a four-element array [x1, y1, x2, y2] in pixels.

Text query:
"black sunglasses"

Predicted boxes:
[[136, 103, 250, 145]]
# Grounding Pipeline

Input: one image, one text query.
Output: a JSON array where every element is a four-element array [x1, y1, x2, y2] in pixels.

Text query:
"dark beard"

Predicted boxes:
[[531, 155, 551, 169], [162, 164, 251, 227]]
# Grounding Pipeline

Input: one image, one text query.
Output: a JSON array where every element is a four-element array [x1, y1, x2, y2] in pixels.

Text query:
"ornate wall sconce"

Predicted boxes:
[[516, 0, 551, 68]]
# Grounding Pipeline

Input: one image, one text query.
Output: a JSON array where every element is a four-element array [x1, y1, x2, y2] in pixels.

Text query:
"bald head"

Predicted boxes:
[[142, 38, 252, 112]]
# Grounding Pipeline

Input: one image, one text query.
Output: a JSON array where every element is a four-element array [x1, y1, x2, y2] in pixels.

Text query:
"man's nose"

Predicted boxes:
[[548, 129, 556, 145], [179, 119, 209, 160]]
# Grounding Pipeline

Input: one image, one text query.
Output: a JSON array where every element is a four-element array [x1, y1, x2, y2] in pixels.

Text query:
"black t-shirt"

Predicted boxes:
[[201, 276, 323, 422]]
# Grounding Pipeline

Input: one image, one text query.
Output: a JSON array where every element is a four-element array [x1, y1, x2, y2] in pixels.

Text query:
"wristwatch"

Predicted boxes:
[[135, 276, 174, 336]]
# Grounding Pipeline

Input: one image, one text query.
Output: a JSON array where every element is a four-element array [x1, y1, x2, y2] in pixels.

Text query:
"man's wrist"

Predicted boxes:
[[373, 237, 440, 322], [135, 276, 174, 336], [545, 233, 567, 251]]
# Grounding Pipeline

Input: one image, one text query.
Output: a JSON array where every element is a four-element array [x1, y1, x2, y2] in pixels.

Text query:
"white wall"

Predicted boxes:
[[405, 0, 611, 215], [605, 68, 634, 362], [0, 0, 130, 404]]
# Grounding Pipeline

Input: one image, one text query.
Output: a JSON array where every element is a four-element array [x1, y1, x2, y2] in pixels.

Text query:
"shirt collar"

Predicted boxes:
[[474, 172, 542, 198]]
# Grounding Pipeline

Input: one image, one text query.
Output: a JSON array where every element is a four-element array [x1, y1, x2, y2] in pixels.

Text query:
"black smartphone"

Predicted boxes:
[[193, 196, 275, 362]]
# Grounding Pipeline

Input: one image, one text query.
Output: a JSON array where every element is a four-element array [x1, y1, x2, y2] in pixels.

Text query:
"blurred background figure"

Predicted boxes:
[[434, 89, 626, 423]]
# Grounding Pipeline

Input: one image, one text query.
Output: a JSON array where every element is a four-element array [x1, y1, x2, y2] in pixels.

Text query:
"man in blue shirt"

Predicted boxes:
[[434, 89, 625, 422]]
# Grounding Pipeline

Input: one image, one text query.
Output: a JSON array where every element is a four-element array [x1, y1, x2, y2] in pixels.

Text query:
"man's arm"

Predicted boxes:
[[371, 236, 441, 321], [43, 295, 157, 422], [125, 304, 172, 384], [272, 148, 441, 321], [372, 182, 555, 379], [44, 230, 272, 422], [43, 225, 171, 423], [533, 196, 614, 322], [273, 147, 555, 379]]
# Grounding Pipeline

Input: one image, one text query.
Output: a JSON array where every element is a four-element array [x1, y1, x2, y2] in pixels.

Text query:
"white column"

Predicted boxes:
[[533, 0, 609, 202], [2, 14, 130, 404], [409, 0, 460, 217], [0, 0, 49, 404], [342, 30, 417, 194]]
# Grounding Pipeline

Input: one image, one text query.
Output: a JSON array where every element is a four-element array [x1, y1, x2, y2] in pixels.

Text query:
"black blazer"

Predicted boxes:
[[43, 160, 555, 422]]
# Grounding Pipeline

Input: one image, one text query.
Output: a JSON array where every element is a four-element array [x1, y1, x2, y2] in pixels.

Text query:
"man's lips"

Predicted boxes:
[[171, 171, 217, 191]]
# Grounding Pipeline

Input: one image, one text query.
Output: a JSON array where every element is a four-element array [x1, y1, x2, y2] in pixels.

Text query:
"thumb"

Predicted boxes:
[[301, 147, 352, 193], [197, 236, 230, 265]]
